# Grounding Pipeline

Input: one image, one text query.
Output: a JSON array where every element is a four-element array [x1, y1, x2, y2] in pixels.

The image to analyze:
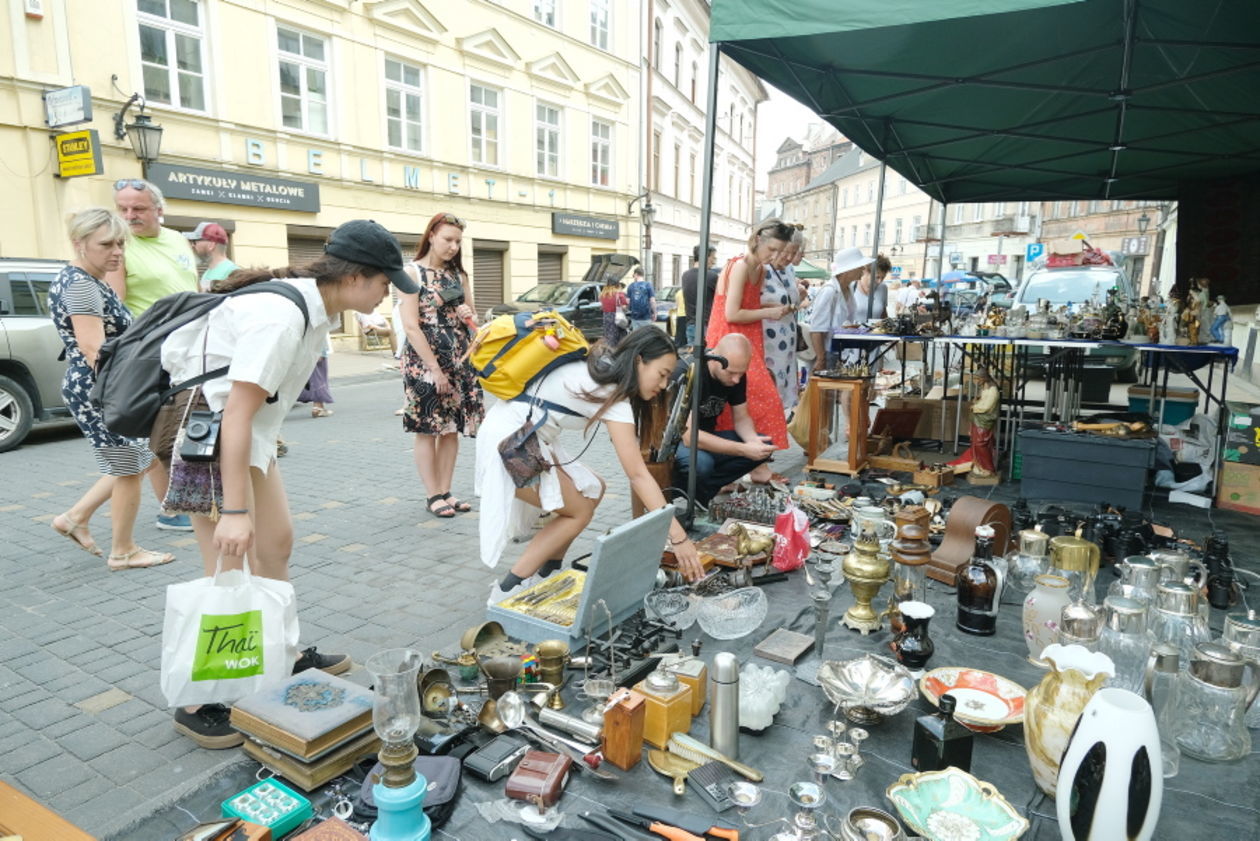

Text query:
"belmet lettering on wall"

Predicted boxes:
[[148, 163, 321, 213], [551, 212, 619, 240]]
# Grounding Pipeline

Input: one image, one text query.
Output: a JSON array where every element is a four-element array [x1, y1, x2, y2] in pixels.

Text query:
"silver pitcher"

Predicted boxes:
[[1172, 642, 1260, 762], [1148, 548, 1207, 590], [1106, 555, 1161, 608], [1150, 581, 1212, 667], [1220, 609, 1260, 729]]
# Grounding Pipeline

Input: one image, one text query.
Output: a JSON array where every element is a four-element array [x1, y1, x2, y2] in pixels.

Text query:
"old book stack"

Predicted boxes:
[[230, 671, 380, 792]]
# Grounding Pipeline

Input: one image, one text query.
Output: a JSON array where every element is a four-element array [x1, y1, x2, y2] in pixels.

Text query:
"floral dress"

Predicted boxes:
[[401, 263, 484, 435], [762, 264, 801, 411], [48, 265, 154, 476], [704, 257, 788, 450]]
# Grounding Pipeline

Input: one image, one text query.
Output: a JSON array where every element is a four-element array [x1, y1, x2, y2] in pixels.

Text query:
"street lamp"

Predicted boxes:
[[113, 93, 164, 169], [628, 191, 655, 283], [1136, 211, 1151, 235]]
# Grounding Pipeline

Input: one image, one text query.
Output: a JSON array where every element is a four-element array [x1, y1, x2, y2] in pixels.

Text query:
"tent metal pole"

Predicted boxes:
[[685, 42, 723, 522], [867, 159, 888, 320]]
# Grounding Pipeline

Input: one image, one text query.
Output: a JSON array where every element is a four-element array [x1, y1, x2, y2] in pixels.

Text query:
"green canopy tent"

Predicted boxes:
[[794, 258, 830, 279], [682, 0, 1260, 511]]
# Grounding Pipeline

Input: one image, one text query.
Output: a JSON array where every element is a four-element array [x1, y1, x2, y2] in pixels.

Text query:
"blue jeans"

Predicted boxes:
[[1211, 314, 1230, 343], [685, 322, 696, 345], [674, 430, 769, 506]]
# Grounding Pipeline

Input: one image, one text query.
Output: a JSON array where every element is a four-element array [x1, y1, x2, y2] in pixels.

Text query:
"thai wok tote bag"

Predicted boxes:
[[160, 558, 299, 707]]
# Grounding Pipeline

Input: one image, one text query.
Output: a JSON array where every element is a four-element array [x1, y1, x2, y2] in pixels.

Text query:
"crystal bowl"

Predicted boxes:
[[817, 654, 916, 724], [644, 589, 699, 630], [696, 587, 768, 640]]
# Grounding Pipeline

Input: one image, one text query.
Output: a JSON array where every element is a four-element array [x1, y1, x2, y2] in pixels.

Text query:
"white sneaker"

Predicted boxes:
[[486, 577, 537, 607]]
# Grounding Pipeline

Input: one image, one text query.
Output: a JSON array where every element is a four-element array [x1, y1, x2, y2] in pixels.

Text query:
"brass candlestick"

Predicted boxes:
[[842, 528, 891, 635]]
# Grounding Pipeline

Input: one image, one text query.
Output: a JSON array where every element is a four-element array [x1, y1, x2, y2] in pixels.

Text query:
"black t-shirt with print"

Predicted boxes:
[[687, 358, 746, 432]]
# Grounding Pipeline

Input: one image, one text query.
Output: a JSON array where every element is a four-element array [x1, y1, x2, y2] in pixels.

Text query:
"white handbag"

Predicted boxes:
[[159, 558, 299, 707]]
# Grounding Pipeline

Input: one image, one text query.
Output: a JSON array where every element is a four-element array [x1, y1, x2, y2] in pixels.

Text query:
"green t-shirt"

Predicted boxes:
[[200, 258, 240, 290], [123, 227, 198, 314]]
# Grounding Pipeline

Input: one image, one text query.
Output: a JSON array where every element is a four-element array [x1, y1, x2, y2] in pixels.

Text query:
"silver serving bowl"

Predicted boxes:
[[818, 654, 916, 724]]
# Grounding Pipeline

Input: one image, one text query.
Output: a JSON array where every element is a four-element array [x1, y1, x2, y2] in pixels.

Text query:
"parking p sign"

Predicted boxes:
[[1026, 242, 1045, 262]]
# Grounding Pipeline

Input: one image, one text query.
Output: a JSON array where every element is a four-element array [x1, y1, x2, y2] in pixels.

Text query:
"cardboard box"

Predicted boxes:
[[885, 396, 970, 440], [1216, 461, 1260, 514], [1223, 400, 1260, 465]]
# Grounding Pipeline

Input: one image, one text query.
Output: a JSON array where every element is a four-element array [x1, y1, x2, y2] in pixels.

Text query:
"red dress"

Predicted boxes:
[[705, 257, 788, 450]]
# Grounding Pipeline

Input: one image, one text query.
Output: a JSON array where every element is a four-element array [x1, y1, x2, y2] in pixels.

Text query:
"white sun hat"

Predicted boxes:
[[830, 246, 875, 276]]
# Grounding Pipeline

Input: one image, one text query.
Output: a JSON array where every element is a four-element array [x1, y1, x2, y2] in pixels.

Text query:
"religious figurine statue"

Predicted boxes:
[[948, 368, 1000, 480], [1160, 300, 1180, 345], [1180, 293, 1200, 345], [1191, 276, 1212, 343], [1210, 296, 1233, 344]]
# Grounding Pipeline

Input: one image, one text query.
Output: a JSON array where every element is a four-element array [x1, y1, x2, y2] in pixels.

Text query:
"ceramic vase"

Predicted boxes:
[[1023, 644, 1115, 796], [1056, 688, 1162, 841], [890, 601, 935, 672], [1023, 574, 1072, 662]]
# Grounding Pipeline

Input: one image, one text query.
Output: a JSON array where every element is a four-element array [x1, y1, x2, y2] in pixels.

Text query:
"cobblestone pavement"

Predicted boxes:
[[0, 357, 804, 837]]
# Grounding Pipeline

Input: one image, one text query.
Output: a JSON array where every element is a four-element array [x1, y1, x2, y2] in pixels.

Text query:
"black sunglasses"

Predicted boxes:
[[113, 179, 150, 192]]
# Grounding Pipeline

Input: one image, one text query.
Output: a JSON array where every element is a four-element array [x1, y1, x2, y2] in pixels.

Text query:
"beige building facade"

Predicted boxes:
[[2, 0, 645, 335]]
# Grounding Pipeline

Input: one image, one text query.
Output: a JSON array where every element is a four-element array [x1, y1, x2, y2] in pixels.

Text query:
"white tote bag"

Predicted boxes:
[[160, 558, 299, 708]]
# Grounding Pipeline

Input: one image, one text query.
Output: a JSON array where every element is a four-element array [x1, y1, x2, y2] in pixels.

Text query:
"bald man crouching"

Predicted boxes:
[[674, 334, 777, 506]]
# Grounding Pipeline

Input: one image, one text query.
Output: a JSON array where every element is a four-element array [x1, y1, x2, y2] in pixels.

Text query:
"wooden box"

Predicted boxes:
[[602, 688, 647, 770]]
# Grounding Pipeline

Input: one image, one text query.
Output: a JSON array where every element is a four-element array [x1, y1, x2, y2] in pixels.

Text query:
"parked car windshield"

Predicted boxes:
[[517, 283, 574, 304], [1017, 269, 1125, 306]]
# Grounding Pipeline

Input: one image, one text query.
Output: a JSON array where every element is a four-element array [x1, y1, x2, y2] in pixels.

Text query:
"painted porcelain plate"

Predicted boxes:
[[919, 667, 1025, 732], [887, 767, 1030, 841]]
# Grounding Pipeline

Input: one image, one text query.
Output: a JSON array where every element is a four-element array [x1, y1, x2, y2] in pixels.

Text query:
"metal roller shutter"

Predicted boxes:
[[473, 247, 506, 314], [538, 251, 563, 284], [287, 236, 327, 270]]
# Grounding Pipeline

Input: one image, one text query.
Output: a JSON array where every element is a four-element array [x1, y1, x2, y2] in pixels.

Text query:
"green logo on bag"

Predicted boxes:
[[192, 611, 264, 681]]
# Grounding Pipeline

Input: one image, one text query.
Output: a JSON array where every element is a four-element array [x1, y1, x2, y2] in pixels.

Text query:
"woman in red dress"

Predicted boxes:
[[705, 219, 795, 471]]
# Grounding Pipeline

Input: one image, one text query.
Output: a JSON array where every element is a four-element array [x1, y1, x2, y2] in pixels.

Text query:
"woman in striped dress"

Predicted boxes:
[[48, 208, 173, 570]]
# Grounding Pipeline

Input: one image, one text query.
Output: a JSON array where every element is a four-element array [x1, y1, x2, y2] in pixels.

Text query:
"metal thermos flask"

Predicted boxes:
[[709, 652, 740, 760]]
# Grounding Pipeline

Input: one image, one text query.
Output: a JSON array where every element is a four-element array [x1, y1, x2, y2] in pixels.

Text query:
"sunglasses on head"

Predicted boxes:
[[439, 213, 466, 229], [113, 179, 150, 192]]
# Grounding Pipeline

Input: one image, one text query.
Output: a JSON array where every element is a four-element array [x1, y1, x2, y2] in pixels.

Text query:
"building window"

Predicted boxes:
[[137, 0, 207, 111], [850, 226, 857, 247], [535, 103, 561, 177], [384, 58, 423, 152], [590, 119, 611, 186], [653, 18, 663, 68], [533, 0, 557, 28], [912, 215, 922, 238], [994, 201, 1006, 216], [894, 218, 903, 243], [900, 175, 908, 194], [972, 203, 983, 221], [866, 181, 874, 203], [470, 83, 501, 166], [689, 152, 696, 204], [673, 143, 681, 197], [674, 43, 683, 88], [953, 204, 965, 223], [738, 112, 744, 144], [690, 61, 698, 102], [651, 130, 661, 191], [588, 0, 609, 49], [841, 187, 848, 208], [1019, 200, 1031, 215], [878, 221, 886, 245], [863, 223, 871, 245], [277, 26, 328, 134]]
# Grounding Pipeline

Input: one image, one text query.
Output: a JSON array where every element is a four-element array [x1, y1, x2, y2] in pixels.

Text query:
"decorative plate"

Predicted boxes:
[[919, 667, 1025, 733], [887, 767, 1029, 841]]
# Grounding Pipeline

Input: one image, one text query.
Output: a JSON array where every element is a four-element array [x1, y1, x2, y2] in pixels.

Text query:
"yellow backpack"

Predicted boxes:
[[468, 310, 589, 400]]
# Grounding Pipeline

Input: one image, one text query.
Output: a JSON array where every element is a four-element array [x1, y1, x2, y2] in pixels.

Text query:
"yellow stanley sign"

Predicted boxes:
[[56, 129, 102, 178]]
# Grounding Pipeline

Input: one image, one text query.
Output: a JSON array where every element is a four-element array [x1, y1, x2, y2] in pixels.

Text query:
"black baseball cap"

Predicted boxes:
[[324, 220, 419, 294]]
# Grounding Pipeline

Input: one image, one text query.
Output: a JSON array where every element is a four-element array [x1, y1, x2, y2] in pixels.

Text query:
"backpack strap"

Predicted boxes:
[[510, 395, 581, 417], [158, 281, 312, 405]]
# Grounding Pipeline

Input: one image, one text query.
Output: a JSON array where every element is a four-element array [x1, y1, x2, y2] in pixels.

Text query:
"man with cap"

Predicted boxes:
[[186, 222, 239, 291], [807, 246, 874, 370], [107, 178, 201, 530]]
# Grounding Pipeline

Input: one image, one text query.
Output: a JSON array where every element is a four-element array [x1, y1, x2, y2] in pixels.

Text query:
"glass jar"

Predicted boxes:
[[1150, 582, 1212, 668], [1096, 596, 1152, 693], [1007, 529, 1050, 593], [1144, 644, 1181, 778], [1106, 555, 1161, 609], [1173, 642, 1260, 762], [956, 526, 1001, 636], [1220, 609, 1260, 729]]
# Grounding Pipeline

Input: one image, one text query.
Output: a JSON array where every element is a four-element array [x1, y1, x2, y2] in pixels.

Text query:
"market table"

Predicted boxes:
[[431, 568, 1257, 841]]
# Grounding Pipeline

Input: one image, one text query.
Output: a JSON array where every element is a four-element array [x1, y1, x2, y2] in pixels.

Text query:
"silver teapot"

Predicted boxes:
[[1148, 548, 1207, 590], [1106, 555, 1161, 608], [1172, 642, 1260, 762]]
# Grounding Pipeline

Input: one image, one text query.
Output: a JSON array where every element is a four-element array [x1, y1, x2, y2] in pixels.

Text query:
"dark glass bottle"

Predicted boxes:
[[956, 525, 999, 635], [911, 693, 973, 773]]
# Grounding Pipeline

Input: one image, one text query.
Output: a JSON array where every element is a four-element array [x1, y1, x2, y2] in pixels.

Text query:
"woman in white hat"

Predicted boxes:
[[807, 246, 874, 369]]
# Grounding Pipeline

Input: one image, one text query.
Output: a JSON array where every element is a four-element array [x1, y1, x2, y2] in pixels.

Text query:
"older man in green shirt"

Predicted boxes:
[[105, 178, 200, 530]]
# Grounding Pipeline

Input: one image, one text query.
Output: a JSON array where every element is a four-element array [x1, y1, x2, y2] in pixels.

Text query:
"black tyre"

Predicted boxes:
[[0, 374, 34, 453]]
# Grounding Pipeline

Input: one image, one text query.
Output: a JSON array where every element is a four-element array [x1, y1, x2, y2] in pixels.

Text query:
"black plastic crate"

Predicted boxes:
[[1018, 428, 1155, 509]]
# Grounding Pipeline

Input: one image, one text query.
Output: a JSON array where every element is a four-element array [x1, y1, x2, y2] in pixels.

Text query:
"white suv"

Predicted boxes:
[[0, 259, 70, 452]]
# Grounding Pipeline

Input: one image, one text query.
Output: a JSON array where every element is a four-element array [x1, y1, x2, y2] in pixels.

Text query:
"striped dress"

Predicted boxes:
[[48, 265, 154, 476]]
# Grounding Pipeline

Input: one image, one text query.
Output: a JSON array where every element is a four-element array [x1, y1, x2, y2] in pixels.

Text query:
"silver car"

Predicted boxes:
[[0, 259, 71, 452]]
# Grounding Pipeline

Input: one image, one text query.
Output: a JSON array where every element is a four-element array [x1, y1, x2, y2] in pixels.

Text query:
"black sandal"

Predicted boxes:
[[426, 494, 456, 518], [443, 493, 472, 513]]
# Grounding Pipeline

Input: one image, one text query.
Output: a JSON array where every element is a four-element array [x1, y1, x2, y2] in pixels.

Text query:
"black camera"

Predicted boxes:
[[180, 410, 222, 462], [436, 284, 465, 307]]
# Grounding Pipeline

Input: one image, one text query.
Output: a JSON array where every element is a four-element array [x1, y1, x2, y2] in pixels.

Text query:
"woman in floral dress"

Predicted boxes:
[[48, 208, 172, 570], [705, 219, 795, 475], [400, 212, 485, 518]]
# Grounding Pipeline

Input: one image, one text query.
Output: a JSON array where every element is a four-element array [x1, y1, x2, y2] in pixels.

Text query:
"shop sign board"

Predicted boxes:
[[55, 130, 102, 178], [43, 85, 92, 128], [1121, 236, 1150, 255], [551, 212, 618, 240], [987, 254, 1008, 265], [148, 163, 320, 212]]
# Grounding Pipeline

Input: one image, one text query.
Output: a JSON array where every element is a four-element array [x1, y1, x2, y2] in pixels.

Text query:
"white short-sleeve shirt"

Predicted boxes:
[[161, 278, 336, 471], [808, 278, 851, 334]]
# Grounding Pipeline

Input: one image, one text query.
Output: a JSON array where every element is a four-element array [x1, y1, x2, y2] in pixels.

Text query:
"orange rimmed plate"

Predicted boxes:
[[919, 667, 1026, 733]]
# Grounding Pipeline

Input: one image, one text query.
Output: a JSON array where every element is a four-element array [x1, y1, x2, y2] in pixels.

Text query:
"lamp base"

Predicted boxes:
[[369, 776, 430, 841]]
